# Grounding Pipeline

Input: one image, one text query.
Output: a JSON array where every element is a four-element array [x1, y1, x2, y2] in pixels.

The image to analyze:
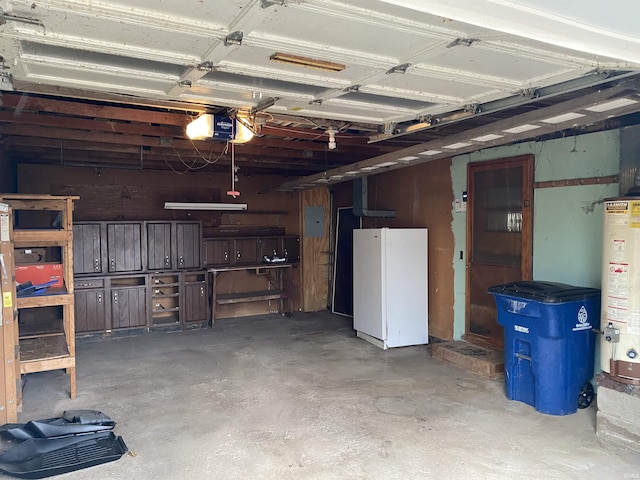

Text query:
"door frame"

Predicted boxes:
[[464, 155, 534, 348]]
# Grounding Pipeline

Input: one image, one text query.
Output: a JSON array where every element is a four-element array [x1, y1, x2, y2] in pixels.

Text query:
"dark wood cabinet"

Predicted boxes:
[[205, 235, 299, 267], [282, 236, 300, 262], [234, 238, 259, 265], [176, 222, 202, 269], [74, 288, 106, 333], [147, 222, 173, 270], [259, 237, 279, 258], [73, 223, 103, 274], [204, 239, 231, 267], [107, 222, 143, 273], [111, 283, 147, 329], [150, 273, 180, 327], [74, 220, 202, 274], [183, 272, 208, 326]]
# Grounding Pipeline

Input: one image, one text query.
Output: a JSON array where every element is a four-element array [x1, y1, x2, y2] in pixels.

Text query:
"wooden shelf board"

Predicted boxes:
[[19, 335, 73, 371], [17, 292, 74, 308], [13, 230, 71, 247], [216, 290, 287, 304]]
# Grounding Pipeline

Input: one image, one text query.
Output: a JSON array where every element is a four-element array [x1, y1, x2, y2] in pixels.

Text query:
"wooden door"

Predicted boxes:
[[466, 156, 533, 348], [107, 223, 143, 273], [147, 222, 172, 270], [183, 280, 207, 324], [73, 223, 103, 274], [282, 236, 300, 263], [234, 238, 258, 265], [111, 286, 147, 329], [175, 222, 201, 269], [75, 289, 106, 333], [204, 239, 231, 266], [259, 237, 279, 258]]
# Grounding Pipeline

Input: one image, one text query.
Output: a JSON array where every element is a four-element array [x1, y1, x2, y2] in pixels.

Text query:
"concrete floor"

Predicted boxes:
[[6, 311, 640, 479]]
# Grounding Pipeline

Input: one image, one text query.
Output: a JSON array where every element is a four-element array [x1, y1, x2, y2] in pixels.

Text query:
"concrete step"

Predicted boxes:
[[431, 341, 504, 379]]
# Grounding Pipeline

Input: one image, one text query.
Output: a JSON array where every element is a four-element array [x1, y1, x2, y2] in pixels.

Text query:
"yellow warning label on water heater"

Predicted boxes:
[[631, 201, 640, 228], [606, 201, 629, 226], [3, 291, 12, 308]]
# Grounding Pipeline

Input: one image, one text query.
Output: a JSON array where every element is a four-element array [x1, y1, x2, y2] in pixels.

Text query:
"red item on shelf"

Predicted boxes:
[[15, 263, 63, 288]]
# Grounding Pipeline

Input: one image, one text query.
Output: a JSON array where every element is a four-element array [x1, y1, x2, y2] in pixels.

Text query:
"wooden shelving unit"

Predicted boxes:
[[0, 203, 20, 424], [208, 263, 293, 323], [0, 194, 78, 399]]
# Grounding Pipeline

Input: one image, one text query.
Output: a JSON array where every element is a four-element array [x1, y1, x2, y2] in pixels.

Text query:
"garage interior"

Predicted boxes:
[[1, 1, 640, 478]]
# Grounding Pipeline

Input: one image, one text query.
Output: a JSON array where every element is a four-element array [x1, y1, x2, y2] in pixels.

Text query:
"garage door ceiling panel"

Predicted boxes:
[[213, 45, 373, 88], [371, 71, 508, 103], [20, 41, 185, 78], [23, 62, 174, 95], [251, 7, 445, 64], [1, 0, 640, 179], [6, 6, 213, 62], [425, 46, 580, 85]]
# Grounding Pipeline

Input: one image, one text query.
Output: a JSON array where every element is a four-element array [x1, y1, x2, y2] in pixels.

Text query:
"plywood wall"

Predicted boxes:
[[0, 151, 14, 193], [333, 158, 455, 340], [17, 164, 299, 236], [300, 187, 330, 312], [16, 163, 304, 317]]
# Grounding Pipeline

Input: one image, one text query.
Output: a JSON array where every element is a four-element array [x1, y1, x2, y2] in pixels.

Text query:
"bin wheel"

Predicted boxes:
[[578, 381, 594, 409]]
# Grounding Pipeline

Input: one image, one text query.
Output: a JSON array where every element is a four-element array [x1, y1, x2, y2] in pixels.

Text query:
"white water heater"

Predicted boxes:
[[601, 197, 640, 383]]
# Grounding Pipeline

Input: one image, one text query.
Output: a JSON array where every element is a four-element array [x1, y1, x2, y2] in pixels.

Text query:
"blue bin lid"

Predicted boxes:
[[488, 281, 600, 303]]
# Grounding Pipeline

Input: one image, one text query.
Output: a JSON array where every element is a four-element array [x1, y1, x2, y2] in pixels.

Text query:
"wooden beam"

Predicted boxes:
[[0, 122, 376, 156], [1, 133, 369, 164], [0, 92, 192, 126], [9, 150, 342, 171], [0, 110, 179, 137], [534, 175, 619, 189]]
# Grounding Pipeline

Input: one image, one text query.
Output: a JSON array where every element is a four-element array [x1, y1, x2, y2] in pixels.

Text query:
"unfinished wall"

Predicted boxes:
[[451, 129, 620, 340], [17, 163, 307, 316], [17, 164, 299, 235], [0, 150, 14, 193], [333, 158, 455, 341], [300, 187, 331, 312]]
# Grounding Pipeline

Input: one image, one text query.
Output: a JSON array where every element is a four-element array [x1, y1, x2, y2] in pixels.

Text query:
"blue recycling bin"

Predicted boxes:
[[488, 281, 600, 416]]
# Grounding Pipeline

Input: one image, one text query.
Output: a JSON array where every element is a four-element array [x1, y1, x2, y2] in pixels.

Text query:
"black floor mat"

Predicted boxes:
[[0, 431, 127, 479], [0, 411, 116, 441]]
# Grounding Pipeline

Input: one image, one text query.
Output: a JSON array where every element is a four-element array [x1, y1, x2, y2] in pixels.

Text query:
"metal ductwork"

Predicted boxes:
[[352, 177, 395, 218]]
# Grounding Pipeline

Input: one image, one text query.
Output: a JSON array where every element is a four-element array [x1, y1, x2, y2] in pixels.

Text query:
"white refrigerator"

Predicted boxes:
[[353, 228, 428, 349]]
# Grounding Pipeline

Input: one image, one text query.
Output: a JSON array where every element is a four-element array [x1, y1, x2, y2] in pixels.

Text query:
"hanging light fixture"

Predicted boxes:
[[232, 114, 255, 144], [186, 114, 216, 140], [185, 113, 254, 143]]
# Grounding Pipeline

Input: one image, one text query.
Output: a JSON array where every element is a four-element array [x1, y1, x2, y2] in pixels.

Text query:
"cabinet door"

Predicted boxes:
[[107, 223, 143, 273], [73, 223, 103, 274], [111, 287, 147, 329], [282, 236, 300, 263], [259, 237, 279, 258], [176, 222, 201, 269], [204, 239, 231, 266], [147, 222, 173, 270], [74, 289, 106, 333], [234, 238, 258, 264], [184, 282, 207, 324]]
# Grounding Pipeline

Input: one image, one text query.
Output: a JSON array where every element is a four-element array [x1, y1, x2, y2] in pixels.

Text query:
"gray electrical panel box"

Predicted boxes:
[[304, 206, 325, 238]]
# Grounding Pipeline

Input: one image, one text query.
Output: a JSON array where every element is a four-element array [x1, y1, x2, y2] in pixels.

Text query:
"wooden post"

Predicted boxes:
[[0, 203, 19, 423]]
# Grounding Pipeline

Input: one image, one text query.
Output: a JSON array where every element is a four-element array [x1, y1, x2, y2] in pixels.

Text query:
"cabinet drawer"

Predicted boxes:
[[74, 278, 105, 289]]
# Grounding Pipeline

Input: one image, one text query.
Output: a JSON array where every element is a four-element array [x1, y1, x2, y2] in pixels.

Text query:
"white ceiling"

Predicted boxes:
[[1, 0, 639, 130]]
